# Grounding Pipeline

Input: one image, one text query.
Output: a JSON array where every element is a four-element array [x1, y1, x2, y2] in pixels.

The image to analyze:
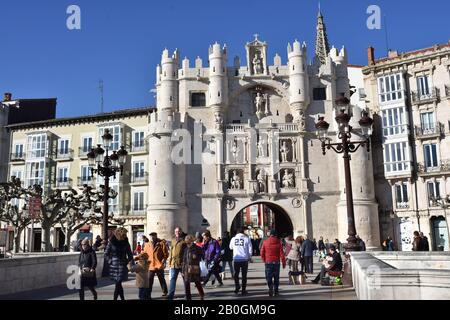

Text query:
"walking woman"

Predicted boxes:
[[182, 235, 205, 300], [78, 238, 98, 300], [105, 227, 134, 300], [285, 236, 301, 272]]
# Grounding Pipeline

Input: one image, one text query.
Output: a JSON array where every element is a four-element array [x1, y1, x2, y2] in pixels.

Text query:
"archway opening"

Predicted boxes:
[[230, 202, 293, 239]]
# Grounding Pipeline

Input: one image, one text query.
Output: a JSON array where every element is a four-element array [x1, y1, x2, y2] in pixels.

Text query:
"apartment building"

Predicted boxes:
[[364, 43, 450, 251], [5, 107, 153, 251]]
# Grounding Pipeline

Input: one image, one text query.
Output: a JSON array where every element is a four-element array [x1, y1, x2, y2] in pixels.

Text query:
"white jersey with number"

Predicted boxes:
[[230, 233, 253, 262]]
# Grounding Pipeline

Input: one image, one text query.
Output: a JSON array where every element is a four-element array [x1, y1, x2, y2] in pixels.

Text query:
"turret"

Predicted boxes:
[[158, 48, 179, 112], [208, 42, 229, 131], [288, 40, 310, 116]]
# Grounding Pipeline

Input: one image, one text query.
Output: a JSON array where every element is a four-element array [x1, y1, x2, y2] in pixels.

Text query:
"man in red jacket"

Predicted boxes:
[[260, 229, 286, 297]]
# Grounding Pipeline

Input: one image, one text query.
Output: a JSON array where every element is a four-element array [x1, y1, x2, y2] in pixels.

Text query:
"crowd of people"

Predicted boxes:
[[77, 226, 367, 300]]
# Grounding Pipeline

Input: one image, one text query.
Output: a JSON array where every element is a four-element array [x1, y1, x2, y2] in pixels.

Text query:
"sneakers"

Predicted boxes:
[[234, 286, 241, 295], [274, 291, 279, 297], [268, 290, 273, 297], [241, 290, 248, 296]]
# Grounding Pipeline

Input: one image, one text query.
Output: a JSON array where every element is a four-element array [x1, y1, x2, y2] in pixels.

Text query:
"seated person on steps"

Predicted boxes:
[[311, 244, 342, 285]]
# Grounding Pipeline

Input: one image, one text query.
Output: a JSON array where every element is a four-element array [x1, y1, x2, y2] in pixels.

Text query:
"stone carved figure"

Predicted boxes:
[[257, 170, 266, 193], [280, 141, 290, 163], [254, 91, 269, 119], [231, 138, 240, 163], [214, 113, 224, 131], [282, 169, 294, 188], [231, 170, 242, 190], [257, 138, 265, 158], [253, 52, 264, 75]]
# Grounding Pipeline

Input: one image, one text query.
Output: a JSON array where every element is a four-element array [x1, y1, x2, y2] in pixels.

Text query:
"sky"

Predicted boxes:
[[0, 0, 449, 118]]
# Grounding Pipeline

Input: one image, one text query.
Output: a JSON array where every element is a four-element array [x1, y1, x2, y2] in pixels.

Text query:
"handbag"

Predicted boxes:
[[81, 267, 95, 278], [188, 265, 200, 275]]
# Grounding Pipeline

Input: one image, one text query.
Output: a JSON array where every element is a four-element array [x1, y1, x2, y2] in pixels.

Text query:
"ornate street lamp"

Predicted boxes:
[[87, 129, 128, 258], [315, 97, 374, 252]]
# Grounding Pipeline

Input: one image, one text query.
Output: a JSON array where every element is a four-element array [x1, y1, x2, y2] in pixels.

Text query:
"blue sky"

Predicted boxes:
[[0, 0, 449, 118]]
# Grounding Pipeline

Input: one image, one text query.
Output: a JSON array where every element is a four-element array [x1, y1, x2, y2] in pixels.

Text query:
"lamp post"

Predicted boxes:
[[87, 129, 128, 252], [315, 96, 374, 252], [432, 195, 450, 251]]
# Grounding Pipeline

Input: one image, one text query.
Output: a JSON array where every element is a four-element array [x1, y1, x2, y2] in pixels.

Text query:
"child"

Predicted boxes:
[[129, 252, 150, 300]]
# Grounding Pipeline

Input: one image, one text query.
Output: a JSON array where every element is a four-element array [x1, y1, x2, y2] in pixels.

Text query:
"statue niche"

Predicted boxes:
[[280, 169, 295, 189], [228, 169, 244, 190], [256, 169, 268, 193], [253, 86, 269, 120], [279, 139, 293, 163]]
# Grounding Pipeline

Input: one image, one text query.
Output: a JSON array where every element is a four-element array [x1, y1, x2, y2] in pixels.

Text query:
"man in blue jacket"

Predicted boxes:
[[301, 235, 314, 274]]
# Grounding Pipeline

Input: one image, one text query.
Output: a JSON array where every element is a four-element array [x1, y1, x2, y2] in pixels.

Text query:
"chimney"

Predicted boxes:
[[4, 92, 12, 102], [368, 47, 375, 65]]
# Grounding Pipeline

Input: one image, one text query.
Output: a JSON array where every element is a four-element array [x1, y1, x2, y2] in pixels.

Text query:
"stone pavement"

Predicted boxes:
[[0, 257, 356, 300]]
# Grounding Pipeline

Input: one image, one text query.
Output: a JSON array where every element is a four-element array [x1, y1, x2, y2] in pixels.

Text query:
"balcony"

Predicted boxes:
[[130, 206, 147, 216], [415, 122, 444, 139], [411, 87, 440, 105], [77, 176, 94, 187], [130, 141, 148, 154], [55, 149, 74, 161], [54, 178, 73, 189], [226, 124, 247, 133], [417, 159, 450, 176], [78, 147, 92, 159], [396, 202, 410, 209], [10, 153, 25, 162], [130, 172, 149, 185]]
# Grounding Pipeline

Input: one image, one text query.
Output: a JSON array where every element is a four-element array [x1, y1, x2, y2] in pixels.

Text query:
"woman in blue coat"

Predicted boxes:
[[105, 227, 134, 300]]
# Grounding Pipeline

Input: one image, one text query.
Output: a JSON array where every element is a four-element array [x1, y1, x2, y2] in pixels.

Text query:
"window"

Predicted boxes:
[[384, 142, 410, 173], [420, 112, 435, 133], [378, 74, 403, 103], [417, 75, 431, 97], [313, 88, 327, 101], [27, 134, 47, 159], [59, 139, 69, 154], [81, 166, 92, 182], [395, 183, 409, 208], [82, 137, 93, 153], [427, 181, 441, 205], [190, 92, 206, 107], [134, 162, 145, 178], [133, 191, 145, 211], [58, 167, 69, 182], [11, 170, 23, 181], [133, 131, 145, 148], [424, 144, 439, 169], [14, 144, 24, 157], [26, 161, 45, 187], [381, 107, 407, 136], [99, 126, 121, 151]]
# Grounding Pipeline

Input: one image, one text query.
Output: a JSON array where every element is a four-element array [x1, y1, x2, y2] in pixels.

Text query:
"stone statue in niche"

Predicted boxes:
[[231, 137, 240, 163], [282, 169, 295, 188], [257, 169, 266, 193], [231, 170, 242, 190], [280, 141, 290, 163], [214, 113, 224, 131], [253, 51, 264, 75], [254, 89, 269, 119], [257, 137, 265, 158]]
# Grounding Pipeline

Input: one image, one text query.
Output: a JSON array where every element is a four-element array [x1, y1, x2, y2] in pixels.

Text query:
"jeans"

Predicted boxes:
[[222, 260, 234, 276], [149, 269, 168, 297], [184, 280, 204, 300], [167, 268, 182, 300], [304, 256, 313, 273], [265, 262, 280, 292], [233, 261, 249, 291], [138, 288, 150, 300]]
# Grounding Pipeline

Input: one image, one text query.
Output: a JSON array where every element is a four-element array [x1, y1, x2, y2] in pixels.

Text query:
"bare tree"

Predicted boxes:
[[0, 177, 32, 253]]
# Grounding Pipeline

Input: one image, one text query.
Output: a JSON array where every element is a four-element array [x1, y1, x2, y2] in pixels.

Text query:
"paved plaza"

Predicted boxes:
[[0, 257, 356, 300]]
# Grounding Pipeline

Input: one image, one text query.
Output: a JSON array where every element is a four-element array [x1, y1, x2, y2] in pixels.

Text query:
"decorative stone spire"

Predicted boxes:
[[315, 5, 330, 65]]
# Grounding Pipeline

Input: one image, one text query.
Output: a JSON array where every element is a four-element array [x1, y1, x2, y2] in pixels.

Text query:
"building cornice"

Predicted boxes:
[[6, 106, 156, 131]]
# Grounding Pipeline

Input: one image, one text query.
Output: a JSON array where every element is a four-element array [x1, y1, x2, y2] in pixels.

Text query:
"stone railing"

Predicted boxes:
[[351, 252, 450, 300], [417, 159, 450, 174], [414, 122, 444, 138], [226, 124, 247, 133], [411, 87, 440, 105], [0, 252, 104, 296]]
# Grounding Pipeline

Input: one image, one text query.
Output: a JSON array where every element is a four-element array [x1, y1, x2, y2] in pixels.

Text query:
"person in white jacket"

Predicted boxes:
[[230, 227, 253, 295]]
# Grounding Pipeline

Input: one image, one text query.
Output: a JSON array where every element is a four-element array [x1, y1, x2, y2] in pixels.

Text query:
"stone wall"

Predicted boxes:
[[351, 252, 450, 300], [0, 252, 104, 296]]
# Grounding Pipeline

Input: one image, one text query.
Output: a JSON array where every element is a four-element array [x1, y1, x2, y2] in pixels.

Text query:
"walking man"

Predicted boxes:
[[260, 229, 286, 297], [221, 231, 234, 280], [301, 235, 314, 274], [143, 232, 169, 298], [229, 227, 253, 295], [167, 227, 187, 300], [202, 230, 224, 287]]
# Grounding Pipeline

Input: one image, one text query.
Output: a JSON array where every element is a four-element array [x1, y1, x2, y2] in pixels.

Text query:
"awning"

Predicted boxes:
[[79, 224, 90, 232]]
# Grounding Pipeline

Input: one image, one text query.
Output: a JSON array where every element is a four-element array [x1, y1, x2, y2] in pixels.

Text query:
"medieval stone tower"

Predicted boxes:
[[147, 10, 380, 250]]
